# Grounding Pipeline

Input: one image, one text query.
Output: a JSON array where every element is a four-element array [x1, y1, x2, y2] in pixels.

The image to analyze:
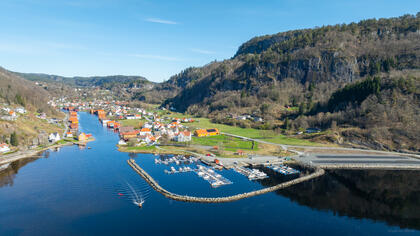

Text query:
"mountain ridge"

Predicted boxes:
[[15, 72, 155, 88]]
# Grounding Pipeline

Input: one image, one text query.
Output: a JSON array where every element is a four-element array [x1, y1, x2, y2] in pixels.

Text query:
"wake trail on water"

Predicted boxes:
[[110, 179, 152, 207]]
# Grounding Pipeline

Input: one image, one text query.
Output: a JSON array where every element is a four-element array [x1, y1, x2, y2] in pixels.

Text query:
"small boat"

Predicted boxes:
[[134, 200, 144, 208]]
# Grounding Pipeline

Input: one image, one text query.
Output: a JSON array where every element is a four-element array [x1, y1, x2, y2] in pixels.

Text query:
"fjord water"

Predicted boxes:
[[0, 113, 418, 235]]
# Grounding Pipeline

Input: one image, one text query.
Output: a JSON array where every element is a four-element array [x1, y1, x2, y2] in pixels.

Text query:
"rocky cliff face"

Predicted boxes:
[[162, 14, 419, 114]]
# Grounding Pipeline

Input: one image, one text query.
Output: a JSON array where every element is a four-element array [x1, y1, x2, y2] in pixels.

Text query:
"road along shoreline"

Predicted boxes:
[[0, 139, 94, 166], [127, 159, 325, 203], [318, 164, 420, 170], [0, 142, 74, 166]]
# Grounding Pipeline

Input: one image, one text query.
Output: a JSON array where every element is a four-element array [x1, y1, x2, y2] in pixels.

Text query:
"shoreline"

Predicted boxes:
[[0, 139, 94, 166]]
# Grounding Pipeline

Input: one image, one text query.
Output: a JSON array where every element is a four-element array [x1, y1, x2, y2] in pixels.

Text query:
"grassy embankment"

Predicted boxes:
[[185, 117, 327, 146], [191, 135, 257, 152], [119, 134, 290, 158]]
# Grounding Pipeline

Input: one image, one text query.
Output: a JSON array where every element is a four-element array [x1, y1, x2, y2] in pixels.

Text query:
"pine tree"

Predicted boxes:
[[284, 117, 290, 130], [10, 132, 18, 146], [298, 102, 306, 115]]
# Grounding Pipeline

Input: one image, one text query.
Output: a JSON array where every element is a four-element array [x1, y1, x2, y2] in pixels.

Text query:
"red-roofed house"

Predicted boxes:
[[174, 130, 192, 142], [0, 143, 10, 153], [139, 128, 151, 136]]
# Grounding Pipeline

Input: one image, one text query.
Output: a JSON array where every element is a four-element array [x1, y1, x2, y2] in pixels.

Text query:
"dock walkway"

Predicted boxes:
[[127, 159, 324, 203]]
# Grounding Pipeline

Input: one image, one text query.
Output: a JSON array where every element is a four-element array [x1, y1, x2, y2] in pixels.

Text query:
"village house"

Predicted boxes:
[[120, 131, 139, 140], [107, 121, 117, 128], [126, 114, 142, 120], [139, 128, 152, 136], [118, 139, 127, 145], [78, 133, 88, 142], [65, 132, 73, 138], [15, 107, 26, 114], [48, 132, 61, 143], [69, 116, 78, 124], [236, 115, 248, 121], [0, 114, 16, 121], [38, 113, 47, 119], [166, 129, 175, 139], [101, 119, 110, 126], [143, 123, 153, 129], [173, 130, 192, 142], [69, 123, 78, 130], [181, 118, 194, 123], [0, 143, 11, 153], [113, 122, 121, 130], [9, 111, 17, 118], [144, 134, 157, 144]]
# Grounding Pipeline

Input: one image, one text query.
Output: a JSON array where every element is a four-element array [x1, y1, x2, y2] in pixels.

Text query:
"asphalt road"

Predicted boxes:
[[315, 155, 409, 160], [311, 160, 420, 165], [221, 132, 420, 169]]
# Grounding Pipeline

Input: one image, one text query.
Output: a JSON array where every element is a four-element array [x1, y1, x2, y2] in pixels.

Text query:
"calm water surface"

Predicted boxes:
[[0, 112, 418, 235]]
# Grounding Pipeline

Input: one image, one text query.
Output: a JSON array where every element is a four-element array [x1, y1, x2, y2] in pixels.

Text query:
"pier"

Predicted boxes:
[[127, 159, 325, 203]]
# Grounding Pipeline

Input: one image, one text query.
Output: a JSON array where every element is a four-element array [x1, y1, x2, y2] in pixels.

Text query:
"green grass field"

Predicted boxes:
[[186, 117, 322, 146], [191, 135, 257, 151], [120, 119, 143, 128], [123, 145, 157, 152]]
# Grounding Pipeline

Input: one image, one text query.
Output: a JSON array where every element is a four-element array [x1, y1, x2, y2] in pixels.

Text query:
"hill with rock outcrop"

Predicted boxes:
[[155, 13, 420, 152]]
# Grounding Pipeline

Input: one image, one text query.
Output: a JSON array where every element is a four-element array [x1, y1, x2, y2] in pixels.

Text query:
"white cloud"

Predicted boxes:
[[190, 48, 216, 55], [145, 18, 178, 25], [132, 54, 181, 61]]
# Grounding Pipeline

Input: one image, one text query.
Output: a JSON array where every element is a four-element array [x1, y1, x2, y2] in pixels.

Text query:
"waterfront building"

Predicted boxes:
[[0, 143, 10, 153]]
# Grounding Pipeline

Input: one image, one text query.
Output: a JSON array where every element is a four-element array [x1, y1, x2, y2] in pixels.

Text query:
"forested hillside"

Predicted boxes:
[[0, 67, 64, 147], [157, 13, 420, 152], [16, 72, 155, 90], [0, 67, 56, 114]]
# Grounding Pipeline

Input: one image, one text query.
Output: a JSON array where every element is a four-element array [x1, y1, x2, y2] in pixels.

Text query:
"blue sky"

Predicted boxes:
[[0, 0, 419, 82]]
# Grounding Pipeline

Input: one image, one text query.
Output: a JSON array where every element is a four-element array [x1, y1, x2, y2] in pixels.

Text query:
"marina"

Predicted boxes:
[[195, 165, 232, 187], [154, 155, 198, 165], [164, 166, 194, 174], [267, 164, 300, 175], [233, 166, 268, 180]]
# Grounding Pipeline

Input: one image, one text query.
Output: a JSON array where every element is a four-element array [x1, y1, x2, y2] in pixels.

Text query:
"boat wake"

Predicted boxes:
[[113, 180, 151, 208]]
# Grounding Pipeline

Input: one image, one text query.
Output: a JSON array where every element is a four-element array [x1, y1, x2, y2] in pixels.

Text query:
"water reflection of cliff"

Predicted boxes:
[[272, 170, 420, 230], [0, 151, 50, 188]]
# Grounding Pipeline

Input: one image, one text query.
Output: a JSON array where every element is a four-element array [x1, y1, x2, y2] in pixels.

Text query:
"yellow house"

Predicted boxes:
[[195, 129, 208, 137], [78, 133, 88, 142], [194, 128, 220, 137], [206, 128, 220, 136]]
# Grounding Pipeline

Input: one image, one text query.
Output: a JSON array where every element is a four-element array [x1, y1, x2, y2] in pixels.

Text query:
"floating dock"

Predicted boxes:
[[233, 166, 268, 180], [195, 165, 232, 187], [164, 166, 194, 174], [155, 155, 198, 165], [267, 164, 300, 175]]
